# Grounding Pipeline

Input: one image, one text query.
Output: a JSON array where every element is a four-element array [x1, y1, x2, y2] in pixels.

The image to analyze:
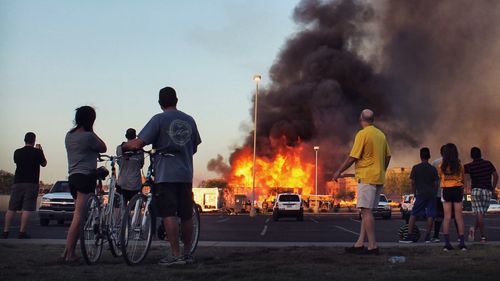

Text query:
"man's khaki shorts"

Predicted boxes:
[[8, 183, 39, 212], [356, 183, 382, 209]]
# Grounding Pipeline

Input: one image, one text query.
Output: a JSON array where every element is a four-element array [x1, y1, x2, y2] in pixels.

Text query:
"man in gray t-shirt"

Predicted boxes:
[[116, 128, 144, 203], [123, 86, 201, 266]]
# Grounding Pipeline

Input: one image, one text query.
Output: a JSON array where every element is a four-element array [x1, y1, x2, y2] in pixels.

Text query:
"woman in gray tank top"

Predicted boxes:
[[61, 106, 106, 262]]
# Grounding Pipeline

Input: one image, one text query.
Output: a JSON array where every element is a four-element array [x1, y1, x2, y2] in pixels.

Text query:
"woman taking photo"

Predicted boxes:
[[438, 143, 466, 251], [61, 106, 106, 262]]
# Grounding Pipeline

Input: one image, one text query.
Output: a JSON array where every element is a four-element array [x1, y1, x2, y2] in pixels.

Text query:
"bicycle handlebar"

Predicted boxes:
[[98, 154, 117, 162], [123, 149, 174, 158], [98, 149, 176, 162]]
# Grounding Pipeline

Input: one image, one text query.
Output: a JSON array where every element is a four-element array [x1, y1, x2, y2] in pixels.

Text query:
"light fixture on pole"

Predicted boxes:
[[313, 146, 320, 214], [250, 74, 261, 218]]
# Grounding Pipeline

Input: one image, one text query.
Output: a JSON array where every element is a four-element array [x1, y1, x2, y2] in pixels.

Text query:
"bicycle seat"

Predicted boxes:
[[95, 166, 109, 180]]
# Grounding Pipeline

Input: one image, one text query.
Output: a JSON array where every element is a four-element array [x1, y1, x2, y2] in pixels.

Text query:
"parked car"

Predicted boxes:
[[487, 199, 500, 213], [38, 181, 74, 226], [400, 194, 415, 222], [273, 193, 303, 221], [358, 194, 392, 220]]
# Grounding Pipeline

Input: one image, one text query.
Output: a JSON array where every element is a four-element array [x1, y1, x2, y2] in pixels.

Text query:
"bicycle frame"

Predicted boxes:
[[81, 154, 126, 264], [96, 155, 125, 256], [98, 155, 121, 226]]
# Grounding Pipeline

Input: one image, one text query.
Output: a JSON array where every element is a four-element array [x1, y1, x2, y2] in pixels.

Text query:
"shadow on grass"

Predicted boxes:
[[1, 243, 499, 281]]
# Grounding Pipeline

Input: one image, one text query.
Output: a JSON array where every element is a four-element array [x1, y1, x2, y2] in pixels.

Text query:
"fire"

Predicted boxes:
[[228, 145, 316, 203]]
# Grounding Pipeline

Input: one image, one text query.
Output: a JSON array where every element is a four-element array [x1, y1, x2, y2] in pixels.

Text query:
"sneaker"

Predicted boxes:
[[480, 236, 487, 244], [459, 244, 467, 251], [158, 256, 186, 266], [1, 231, 8, 239], [424, 234, 431, 243], [18, 232, 31, 239], [468, 227, 475, 242], [431, 237, 440, 243], [399, 236, 415, 244], [443, 244, 454, 252], [344, 246, 366, 254], [183, 254, 196, 264]]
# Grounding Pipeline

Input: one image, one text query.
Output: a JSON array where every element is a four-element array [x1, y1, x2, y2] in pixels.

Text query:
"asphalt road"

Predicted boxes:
[[2, 211, 500, 243]]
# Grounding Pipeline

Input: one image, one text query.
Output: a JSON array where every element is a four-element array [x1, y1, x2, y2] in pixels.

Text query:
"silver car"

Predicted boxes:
[[38, 181, 74, 226], [487, 199, 500, 213]]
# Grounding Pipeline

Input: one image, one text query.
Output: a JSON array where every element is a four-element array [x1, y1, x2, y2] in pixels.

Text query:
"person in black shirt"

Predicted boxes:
[[2, 132, 47, 239], [465, 147, 498, 243], [399, 147, 439, 243]]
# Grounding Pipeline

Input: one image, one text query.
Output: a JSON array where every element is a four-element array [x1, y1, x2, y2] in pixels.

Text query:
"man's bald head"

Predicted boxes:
[[360, 109, 374, 124]]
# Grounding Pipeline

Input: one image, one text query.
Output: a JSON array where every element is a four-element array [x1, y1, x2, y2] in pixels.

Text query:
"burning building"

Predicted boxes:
[[208, 0, 500, 206]]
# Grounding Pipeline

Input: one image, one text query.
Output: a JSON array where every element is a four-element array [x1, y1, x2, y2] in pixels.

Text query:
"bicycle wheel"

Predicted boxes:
[[108, 192, 124, 257], [120, 194, 153, 265], [80, 194, 104, 265], [180, 203, 201, 255], [158, 203, 201, 255], [190, 204, 201, 255]]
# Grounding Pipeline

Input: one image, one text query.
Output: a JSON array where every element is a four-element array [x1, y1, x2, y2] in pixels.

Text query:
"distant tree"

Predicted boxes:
[[199, 178, 228, 189], [38, 181, 53, 194], [0, 170, 14, 195], [384, 168, 411, 197]]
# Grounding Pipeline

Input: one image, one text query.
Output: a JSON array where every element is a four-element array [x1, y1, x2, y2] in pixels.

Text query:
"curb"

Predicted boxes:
[[1, 239, 499, 247]]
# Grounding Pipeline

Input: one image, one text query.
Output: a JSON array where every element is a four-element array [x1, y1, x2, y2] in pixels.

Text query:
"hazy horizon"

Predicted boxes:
[[0, 0, 300, 185]]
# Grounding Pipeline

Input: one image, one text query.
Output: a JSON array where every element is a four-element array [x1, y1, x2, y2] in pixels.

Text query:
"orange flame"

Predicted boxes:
[[228, 145, 316, 203]]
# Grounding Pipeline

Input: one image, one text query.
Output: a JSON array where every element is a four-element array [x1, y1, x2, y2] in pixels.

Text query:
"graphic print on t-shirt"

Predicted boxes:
[[169, 119, 192, 146]]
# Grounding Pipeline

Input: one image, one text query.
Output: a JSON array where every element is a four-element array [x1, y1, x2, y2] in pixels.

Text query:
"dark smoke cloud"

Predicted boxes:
[[207, 154, 231, 177], [208, 0, 500, 189], [379, 0, 500, 165]]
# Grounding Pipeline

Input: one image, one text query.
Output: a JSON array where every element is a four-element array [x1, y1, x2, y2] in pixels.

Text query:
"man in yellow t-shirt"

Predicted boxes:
[[333, 109, 391, 255]]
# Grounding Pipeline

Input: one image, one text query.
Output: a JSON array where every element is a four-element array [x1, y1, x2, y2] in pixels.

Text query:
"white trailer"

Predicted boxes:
[[193, 187, 223, 212]]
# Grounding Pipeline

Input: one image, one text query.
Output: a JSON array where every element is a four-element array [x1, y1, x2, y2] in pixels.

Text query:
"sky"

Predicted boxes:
[[0, 0, 301, 184]]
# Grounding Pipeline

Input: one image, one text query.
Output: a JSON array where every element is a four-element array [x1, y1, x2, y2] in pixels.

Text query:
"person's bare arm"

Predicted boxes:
[[493, 171, 499, 190], [36, 144, 47, 167], [122, 138, 146, 151], [411, 180, 416, 195], [464, 172, 472, 193], [94, 133, 107, 153], [332, 156, 357, 181]]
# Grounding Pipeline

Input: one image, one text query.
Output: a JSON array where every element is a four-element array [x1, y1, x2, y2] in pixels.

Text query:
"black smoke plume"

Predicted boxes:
[[209, 0, 500, 190]]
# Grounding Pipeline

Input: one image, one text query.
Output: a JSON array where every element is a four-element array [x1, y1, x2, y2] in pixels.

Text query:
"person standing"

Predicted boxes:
[[432, 145, 460, 242], [116, 128, 144, 204], [399, 147, 439, 243], [333, 109, 391, 255], [61, 106, 107, 262], [431, 145, 445, 242], [2, 132, 47, 239], [123, 86, 201, 265], [464, 147, 498, 243], [439, 143, 466, 251]]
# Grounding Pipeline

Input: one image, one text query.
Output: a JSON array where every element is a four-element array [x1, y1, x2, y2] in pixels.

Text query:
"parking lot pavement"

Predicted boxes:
[[1, 211, 500, 243]]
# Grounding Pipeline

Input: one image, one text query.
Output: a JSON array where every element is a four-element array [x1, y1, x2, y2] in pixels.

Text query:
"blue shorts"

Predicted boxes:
[[411, 196, 437, 217]]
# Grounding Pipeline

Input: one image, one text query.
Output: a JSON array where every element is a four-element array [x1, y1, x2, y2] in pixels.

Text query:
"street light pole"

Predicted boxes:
[[314, 146, 320, 214], [250, 74, 261, 218]]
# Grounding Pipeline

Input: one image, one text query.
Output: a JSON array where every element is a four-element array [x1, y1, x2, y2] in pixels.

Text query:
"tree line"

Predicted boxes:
[[0, 170, 53, 195]]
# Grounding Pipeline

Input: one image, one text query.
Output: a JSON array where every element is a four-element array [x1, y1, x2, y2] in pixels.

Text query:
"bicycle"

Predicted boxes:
[[80, 155, 125, 265], [120, 149, 200, 265]]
